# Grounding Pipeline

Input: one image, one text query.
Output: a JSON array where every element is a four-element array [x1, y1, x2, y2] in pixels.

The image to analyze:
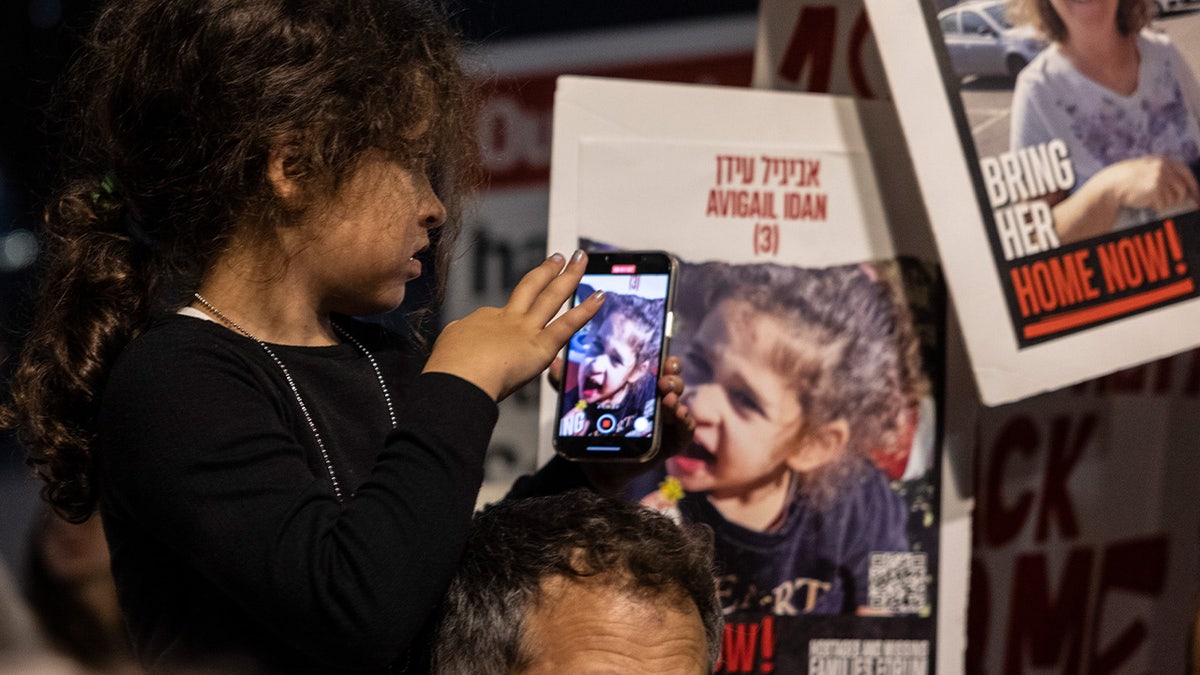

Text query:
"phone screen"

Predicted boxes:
[[554, 252, 676, 462]]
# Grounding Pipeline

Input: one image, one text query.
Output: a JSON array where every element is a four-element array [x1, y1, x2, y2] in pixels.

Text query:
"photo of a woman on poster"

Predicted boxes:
[[641, 261, 933, 619], [1008, 0, 1200, 243]]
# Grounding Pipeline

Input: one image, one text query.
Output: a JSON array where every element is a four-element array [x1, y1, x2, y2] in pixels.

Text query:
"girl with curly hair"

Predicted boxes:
[[0, 0, 634, 671]]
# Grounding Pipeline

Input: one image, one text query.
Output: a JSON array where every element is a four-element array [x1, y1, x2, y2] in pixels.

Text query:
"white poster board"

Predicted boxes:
[[544, 75, 971, 674], [864, 0, 1200, 405]]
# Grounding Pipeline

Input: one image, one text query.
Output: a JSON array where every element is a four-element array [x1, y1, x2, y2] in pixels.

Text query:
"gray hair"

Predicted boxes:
[[432, 489, 722, 674]]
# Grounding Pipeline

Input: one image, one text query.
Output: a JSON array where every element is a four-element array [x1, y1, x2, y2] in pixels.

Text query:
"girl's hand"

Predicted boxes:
[[576, 355, 696, 497], [424, 251, 603, 401]]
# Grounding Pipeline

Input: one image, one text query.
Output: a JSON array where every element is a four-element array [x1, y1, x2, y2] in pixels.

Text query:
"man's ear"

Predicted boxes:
[[785, 418, 849, 474], [266, 145, 303, 204]]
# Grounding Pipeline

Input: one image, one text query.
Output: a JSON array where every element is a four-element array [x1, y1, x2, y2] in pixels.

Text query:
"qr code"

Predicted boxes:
[[868, 552, 928, 613]]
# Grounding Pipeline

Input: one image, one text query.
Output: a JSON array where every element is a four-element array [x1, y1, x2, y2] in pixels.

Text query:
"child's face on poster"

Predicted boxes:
[[577, 315, 650, 405], [668, 300, 809, 498]]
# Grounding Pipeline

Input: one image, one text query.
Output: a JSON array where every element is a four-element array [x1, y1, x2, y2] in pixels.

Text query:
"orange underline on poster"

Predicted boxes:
[[1022, 279, 1196, 339]]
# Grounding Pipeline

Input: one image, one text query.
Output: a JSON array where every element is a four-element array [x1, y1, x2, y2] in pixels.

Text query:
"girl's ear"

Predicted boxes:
[[266, 145, 303, 203], [785, 418, 850, 474]]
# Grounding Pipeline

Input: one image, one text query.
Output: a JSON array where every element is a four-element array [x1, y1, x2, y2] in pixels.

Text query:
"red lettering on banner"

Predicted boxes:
[[998, 537, 1168, 673], [715, 618, 776, 674], [777, 6, 836, 92], [1095, 230, 1174, 292], [975, 402, 1174, 672], [707, 190, 778, 218], [753, 223, 780, 257], [720, 622, 760, 673], [1036, 415, 1094, 542], [1070, 348, 1200, 397], [982, 413, 1092, 545], [759, 617, 775, 673], [848, 11, 874, 98], [1003, 548, 1093, 673], [1009, 251, 1100, 317], [1009, 220, 1193, 339], [759, 156, 821, 187], [783, 193, 826, 220], [777, 6, 878, 99], [716, 155, 757, 186], [983, 416, 1037, 547], [1089, 538, 1168, 673]]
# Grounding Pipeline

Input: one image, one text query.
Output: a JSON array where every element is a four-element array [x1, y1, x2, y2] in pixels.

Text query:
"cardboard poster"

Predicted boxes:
[[543, 76, 972, 674], [968, 350, 1200, 673], [864, 0, 1200, 405]]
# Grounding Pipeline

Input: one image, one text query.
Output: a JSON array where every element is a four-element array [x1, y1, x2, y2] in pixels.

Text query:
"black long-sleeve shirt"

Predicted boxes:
[[97, 313, 501, 673]]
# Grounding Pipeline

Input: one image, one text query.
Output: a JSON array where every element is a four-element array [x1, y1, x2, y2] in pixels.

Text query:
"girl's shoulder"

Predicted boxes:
[[126, 312, 248, 360], [105, 313, 266, 396]]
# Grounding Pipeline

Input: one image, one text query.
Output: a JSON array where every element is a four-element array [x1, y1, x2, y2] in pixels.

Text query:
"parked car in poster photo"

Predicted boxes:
[[938, 0, 1046, 80], [1150, 0, 1200, 17]]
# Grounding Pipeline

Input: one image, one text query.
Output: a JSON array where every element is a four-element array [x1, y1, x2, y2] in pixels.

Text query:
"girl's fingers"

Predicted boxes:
[[540, 290, 603, 348], [526, 250, 589, 322], [506, 252, 572, 313]]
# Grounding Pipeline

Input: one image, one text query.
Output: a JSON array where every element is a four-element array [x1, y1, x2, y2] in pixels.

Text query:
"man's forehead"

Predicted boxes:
[[520, 573, 709, 675]]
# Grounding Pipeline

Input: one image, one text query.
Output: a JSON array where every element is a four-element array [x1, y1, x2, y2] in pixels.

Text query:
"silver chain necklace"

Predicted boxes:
[[192, 292, 397, 504]]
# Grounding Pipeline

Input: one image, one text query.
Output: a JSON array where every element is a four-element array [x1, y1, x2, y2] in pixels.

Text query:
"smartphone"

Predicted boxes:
[[553, 251, 678, 462]]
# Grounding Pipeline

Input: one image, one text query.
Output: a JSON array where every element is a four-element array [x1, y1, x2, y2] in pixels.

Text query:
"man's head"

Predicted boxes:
[[432, 489, 721, 674]]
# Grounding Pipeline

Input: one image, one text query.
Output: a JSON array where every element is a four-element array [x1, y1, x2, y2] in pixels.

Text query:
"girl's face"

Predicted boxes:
[[295, 150, 446, 316], [667, 300, 808, 499], [577, 314, 650, 404]]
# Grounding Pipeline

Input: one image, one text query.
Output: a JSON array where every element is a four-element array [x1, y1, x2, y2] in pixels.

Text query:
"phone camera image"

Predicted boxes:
[[554, 251, 677, 462]]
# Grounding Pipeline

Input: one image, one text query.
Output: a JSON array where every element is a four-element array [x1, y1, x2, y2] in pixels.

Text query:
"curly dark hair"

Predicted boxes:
[[432, 489, 722, 674], [585, 291, 666, 368], [2, 0, 481, 523], [681, 261, 922, 503], [1007, 0, 1148, 42]]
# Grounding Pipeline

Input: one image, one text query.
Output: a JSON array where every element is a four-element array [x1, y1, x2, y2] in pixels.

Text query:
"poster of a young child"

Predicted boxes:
[[557, 280, 667, 439], [543, 78, 960, 674]]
